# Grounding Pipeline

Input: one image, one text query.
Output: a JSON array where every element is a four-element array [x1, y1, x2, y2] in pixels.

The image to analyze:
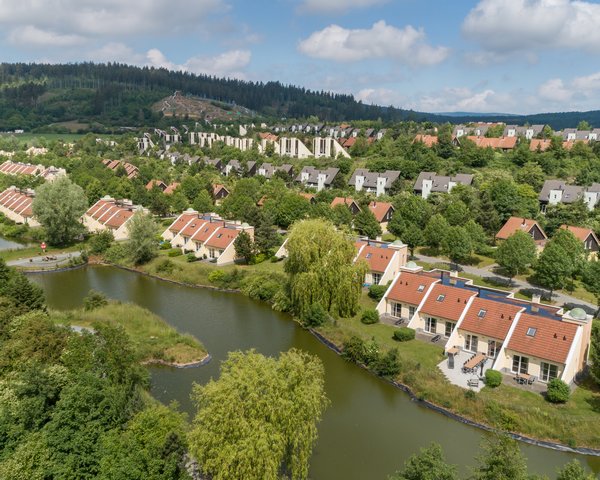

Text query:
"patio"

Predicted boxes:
[[438, 349, 492, 392]]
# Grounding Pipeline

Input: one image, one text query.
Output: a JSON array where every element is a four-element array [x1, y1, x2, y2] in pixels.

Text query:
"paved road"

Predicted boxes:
[[414, 253, 598, 314], [7, 251, 82, 269]]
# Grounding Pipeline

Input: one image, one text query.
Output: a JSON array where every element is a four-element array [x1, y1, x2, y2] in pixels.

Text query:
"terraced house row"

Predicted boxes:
[[83, 196, 147, 240], [162, 209, 254, 265], [0, 186, 40, 226], [377, 264, 593, 387], [0, 160, 66, 182]]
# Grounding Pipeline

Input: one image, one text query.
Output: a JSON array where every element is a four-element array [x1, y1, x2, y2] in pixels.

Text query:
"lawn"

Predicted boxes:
[[0, 244, 81, 262], [0, 132, 92, 144], [51, 302, 207, 366]]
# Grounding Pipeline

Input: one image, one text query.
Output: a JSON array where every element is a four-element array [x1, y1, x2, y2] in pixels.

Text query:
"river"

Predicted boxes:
[[29, 266, 600, 479], [0, 236, 27, 251]]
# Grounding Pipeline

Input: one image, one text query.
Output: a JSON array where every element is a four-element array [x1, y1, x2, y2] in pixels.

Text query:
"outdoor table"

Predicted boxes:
[[447, 347, 460, 356], [515, 373, 531, 384], [463, 352, 486, 371]]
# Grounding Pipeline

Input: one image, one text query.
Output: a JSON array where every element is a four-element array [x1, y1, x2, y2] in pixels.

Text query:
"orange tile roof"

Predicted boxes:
[[368, 201, 394, 222], [507, 314, 578, 364], [467, 136, 517, 149], [163, 182, 180, 195], [356, 244, 395, 273], [413, 134, 438, 147], [212, 183, 229, 196], [169, 213, 197, 233], [559, 225, 598, 243], [146, 180, 167, 190], [420, 284, 477, 322], [180, 219, 207, 238], [205, 227, 240, 249], [459, 297, 523, 341], [190, 221, 224, 243], [331, 197, 360, 209], [496, 217, 547, 241], [530, 139, 551, 152], [104, 209, 134, 229], [299, 192, 316, 202], [386, 271, 439, 306]]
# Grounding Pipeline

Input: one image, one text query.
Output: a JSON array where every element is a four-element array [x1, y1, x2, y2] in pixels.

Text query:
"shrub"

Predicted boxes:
[[155, 258, 176, 275], [242, 274, 282, 302], [248, 253, 267, 265], [186, 253, 197, 263], [208, 270, 226, 283], [342, 336, 367, 363], [103, 243, 128, 263], [159, 241, 172, 250], [393, 327, 415, 342], [546, 379, 570, 403], [302, 303, 329, 327], [372, 348, 401, 377], [368, 284, 388, 301], [83, 289, 108, 311], [484, 369, 502, 388], [360, 309, 379, 325], [167, 249, 183, 257], [88, 230, 114, 255]]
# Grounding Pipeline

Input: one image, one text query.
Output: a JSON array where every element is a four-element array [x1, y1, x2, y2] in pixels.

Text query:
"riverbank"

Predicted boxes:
[[102, 255, 600, 452], [50, 301, 208, 367]]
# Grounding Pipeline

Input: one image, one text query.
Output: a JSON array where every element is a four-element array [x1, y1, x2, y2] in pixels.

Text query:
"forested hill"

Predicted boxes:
[[0, 62, 598, 131], [0, 62, 436, 131]]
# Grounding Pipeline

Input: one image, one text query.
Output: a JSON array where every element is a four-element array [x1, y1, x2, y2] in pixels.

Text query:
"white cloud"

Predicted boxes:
[[0, 0, 227, 41], [183, 50, 252, 78], [298, 21, 449, 66], [408, 87, 516, 113], [297, 0, 388, 14], [538, 78, 573, 102], [355, 88, 406, 107], [463, 0, 600, 53], [8, 25, 86, 47], [572, 71, 600, 91]]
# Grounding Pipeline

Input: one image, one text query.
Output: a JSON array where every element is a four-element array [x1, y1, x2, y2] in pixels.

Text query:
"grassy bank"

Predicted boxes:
[[52, 302, 207, 366], [120, 254, 600, 449]]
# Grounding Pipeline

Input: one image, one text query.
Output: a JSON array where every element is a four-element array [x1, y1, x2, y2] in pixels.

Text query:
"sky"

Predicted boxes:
[[2, 0, 600, 115]]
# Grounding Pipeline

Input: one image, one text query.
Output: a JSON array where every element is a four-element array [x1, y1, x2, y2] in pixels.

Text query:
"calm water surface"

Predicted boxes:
[[30, 266, 600, 479], [0, 236, 27, 251]]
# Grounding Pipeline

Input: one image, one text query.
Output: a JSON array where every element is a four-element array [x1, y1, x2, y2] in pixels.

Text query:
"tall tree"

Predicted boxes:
[[127, 212, 158, 265], [354, 208, 382, 239], [234, 230, 255, 263], [424, 214, 449, 250], [534, 241, 572, 297], [188, 349, 328, 480], [32, 176, 87, 245], [471, 435, 529, 480], [556, 460, 597, 480], [390, 443, 458, 480], [495, 231, 537, 283], [285, 219, 367, 317], [441, 226, 472, 267]]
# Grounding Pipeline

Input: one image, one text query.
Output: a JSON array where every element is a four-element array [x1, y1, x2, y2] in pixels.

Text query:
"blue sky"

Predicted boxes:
[[2, 0, 600, 114]]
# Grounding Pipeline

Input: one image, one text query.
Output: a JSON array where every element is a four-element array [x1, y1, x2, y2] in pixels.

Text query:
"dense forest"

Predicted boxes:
[[1, 62, 600, 132]]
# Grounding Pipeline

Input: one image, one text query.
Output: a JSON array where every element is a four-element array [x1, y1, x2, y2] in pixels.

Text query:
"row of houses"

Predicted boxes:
[[0, 187, 39, 226], [102, 159, 139, 179], [161, 210, 253, 265], [270, 123, 387, 141], [376, 263, 593, 387], [0, 160, 66, 182], [82, 197, 148, 241], [452, 123, 546, 140], [539, 180, 600, 212]]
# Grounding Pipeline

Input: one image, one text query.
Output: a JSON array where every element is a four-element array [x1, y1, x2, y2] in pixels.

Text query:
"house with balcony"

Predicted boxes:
[[256, 163, 294, 179], [414, 172, 474, 199], [348, 169, 400, 196]]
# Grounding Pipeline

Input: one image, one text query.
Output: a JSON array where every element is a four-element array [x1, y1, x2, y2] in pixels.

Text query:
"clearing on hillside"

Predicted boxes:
[[153, 91, 254, 122]]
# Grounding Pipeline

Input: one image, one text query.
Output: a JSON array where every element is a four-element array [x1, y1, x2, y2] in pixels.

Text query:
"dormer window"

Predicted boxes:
[[436, 294, 446, 302], [526, 327, 537, 337], [477, 309, 487, 318], [366, 253, 372, 259], [417, 284, 425, 292]]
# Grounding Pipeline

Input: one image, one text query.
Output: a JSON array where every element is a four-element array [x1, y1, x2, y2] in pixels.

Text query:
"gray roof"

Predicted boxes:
[[538, 180, 584, 203], [348, 169, 400, 189], [413, 172, 474, 193], [258, 163, 294, 179], [295, 166, 340, 185]]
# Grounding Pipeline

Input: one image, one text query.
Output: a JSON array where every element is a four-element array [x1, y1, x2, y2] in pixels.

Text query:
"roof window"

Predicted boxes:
[[436, 294, 446, 302], [477, 309, 487, 318], [526, 327, 537, 337], [417, 284, 425, 292]]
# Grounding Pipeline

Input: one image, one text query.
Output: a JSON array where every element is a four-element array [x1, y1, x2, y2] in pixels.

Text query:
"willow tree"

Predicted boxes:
[[284, 219, 367, 317], [188, 349, 328, 480]]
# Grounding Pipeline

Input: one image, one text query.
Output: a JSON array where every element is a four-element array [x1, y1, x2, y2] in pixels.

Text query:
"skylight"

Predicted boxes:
[[526, 327, 537, 337], [417, 284, 425, 292], [436, 294, 446, 302], [477, 309, 486, 318], [366, 253, 372, 259]]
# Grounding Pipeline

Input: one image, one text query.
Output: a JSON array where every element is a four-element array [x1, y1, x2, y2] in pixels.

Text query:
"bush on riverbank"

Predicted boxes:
[[302, 303, 330, 327], [484, 369, 502, 388], [546, 379, 570, 404]]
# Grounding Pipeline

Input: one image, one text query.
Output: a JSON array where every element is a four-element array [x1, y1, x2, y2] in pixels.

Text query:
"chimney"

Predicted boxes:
[[521, 218, 527, 226], [531, 294, 541, 313]]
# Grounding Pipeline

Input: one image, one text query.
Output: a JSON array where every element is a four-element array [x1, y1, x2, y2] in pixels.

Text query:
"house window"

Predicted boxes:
[[512, 355, 529, 375], [526, 327, 537, 337], [477, 309, 487, 318], [487, 340, 500, 358], [209, 248, 217, 259], [445, 322, 456, 338], [408, 306, 416, 318], [541, 362, 558, 382], [195, 242, 201, 252], [417, 284, 425, 292], [436, 294, 446, 302], [425, 317, 437, 334], [372, 273, 382, 285], [392, 303, 402, 318], [465, 334, 478, 352]]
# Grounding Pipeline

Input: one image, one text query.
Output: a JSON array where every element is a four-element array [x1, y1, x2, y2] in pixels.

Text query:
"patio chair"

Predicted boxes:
[[528, 375, 536, 385], [467, 377, 479, 388], [431, 334, 441, 343]]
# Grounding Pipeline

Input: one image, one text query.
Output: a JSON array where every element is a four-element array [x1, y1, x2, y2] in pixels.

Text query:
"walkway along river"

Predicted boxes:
[[30, 265, 600, 479]]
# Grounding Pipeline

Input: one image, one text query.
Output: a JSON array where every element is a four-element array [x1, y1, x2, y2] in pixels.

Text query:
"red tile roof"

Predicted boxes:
[[413, 134, 438, 147], [559, 225, 598, 244], [368, 201, 394, 222], [467, 136, 517, 150], [507, 314, 578, 364], [205, 227, 240, 249], [530, 139, 551, 152], [331, 197, 360, 210], [190, 221, 223, 243], [386, 272, 439, 306], [163, 182, 180, 195], [146, 180, 167, 191], [180, 219, 207, 238], [356, 244, 395, 273], [169, 213, 197, 233], [496, 217, 547, 241], [420, 284, 477, 321], [459, 297, 523, 341]]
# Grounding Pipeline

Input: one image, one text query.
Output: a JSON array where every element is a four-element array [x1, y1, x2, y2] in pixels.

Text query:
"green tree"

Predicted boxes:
[[192, 189, 214, 213], [424, 214, 449, 250], [127, 212, 158, 265], [583, 260, 600, 307], [471, 435, 529, 480], [265, 194, 310, 229], [354, 208, 382, 239], [515, 162, 545, 191], [254, 212, 280, 255], [402, 222, 425, 257], [442, 200, 470, 227], [556, 460, 596, 480], [390, 443, 458, 480], [442, 226, 472, 267], [534, 241, 572, 297], [577, 120, 591, 131], [392, 193, 432, 229], [331, 203, 354, 228], [495, 230, 537, 282], [32, 176, 87, 245], [588, 322, 600, 386], [285, 219, 367, 317], [188, 349, 328, 480], [234, 230, 255, 263]]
